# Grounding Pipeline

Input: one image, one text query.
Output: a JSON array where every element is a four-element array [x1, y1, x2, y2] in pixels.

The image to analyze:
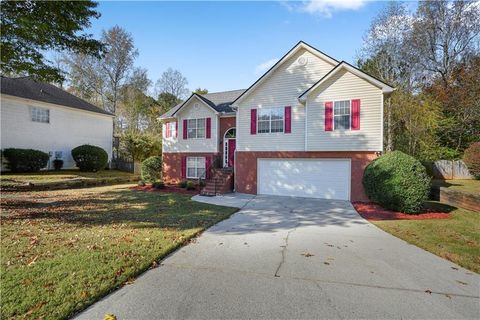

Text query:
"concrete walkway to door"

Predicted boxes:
[[76, 194, 479, 319]]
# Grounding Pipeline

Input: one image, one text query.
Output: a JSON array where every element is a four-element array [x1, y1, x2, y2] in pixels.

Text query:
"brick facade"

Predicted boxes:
[[163, 152, 220, 184], [235, 151, 378, 202]]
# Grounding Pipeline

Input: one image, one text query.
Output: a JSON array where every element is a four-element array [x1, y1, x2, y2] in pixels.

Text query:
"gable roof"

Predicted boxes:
[[299, 61, 395, 100], [232, 41, 339, 105], [161, 89, 245, 119], [1, 76, 113, 116]]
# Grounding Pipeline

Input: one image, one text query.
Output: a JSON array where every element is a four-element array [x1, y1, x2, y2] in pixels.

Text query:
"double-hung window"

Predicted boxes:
[[31, 107, 50, 123], [187, 157, 205, 178], [187, 118, 206, 139], [333, 100, 351, 130], [257, 107, 284, 133]]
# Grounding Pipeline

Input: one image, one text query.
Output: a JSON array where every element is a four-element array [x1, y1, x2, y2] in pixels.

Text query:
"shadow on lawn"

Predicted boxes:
[[1, 189, 228, 230]]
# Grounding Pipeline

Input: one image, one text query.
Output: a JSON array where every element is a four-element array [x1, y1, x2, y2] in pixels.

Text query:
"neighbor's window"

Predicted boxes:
[[54, 151, 63, 159], [31, 107, 50, 123], [187, 118, 206, 139], [333, 100, 350, 130], [257, 107, 284, 133], [187, 157, 205, 178]]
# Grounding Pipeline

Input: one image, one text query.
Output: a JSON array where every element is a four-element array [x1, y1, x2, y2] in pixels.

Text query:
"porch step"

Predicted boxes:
[[200, 168, 234, 196]]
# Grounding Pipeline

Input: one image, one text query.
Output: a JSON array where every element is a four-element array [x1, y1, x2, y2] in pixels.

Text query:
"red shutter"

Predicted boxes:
[[183, 119, 188, 139], [284, 106, 292, 133], [351, 99, 360, 130], [181, 156, 186, 178], [205, 157, 212, 179], [325, 101, 333, 131], [206, 118, 211, 138], [175, 121, 178, 138], [250, 109, 257, 135]]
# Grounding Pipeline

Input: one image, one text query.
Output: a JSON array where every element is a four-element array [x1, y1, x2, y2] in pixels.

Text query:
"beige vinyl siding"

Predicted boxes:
[[162, 97, 218, 153], [237, 48, 336, 151], [306, 69, 383, 151]]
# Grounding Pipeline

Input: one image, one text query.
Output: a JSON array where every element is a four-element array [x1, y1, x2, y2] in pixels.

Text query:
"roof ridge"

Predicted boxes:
[[202, 88, 246, 95]]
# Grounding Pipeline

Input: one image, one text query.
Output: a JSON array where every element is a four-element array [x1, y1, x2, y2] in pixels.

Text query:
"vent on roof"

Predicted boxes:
[[298, 56, 308, 66]]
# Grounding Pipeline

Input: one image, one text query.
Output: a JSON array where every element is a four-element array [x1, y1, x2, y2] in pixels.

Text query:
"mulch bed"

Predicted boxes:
[[130, 184, 200, 195], [352, 202, 451, 221]]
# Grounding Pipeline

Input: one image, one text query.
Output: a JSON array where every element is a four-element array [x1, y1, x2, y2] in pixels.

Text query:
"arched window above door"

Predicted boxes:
[[224, 128, 236, 139]]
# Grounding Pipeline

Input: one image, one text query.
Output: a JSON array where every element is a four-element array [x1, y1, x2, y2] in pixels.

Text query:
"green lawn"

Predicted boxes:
[[0, 185, 238, 319], [371, 202, 480, 273], [1, 170, 137, 188], [432, 179, 480, 194]]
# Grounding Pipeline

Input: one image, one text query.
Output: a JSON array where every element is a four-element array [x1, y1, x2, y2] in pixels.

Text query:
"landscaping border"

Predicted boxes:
[[430, 187, 480, 212], [1, 176, 139, 192]]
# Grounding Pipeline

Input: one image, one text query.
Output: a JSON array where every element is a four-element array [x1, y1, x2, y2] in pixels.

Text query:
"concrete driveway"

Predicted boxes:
[[76, 195, 479, 319]]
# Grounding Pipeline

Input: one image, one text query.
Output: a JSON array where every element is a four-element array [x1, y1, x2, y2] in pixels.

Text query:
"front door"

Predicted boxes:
[[227, 139, 236, 167]]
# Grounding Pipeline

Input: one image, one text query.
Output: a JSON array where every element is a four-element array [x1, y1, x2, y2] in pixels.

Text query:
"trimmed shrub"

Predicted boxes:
[[71, 145, 108, 172], [53, 159, 64, 171], [2, 148, 49, 172], [152, 180, 165, 189], [463, 142, 480, 179], [363, 151, 431, 213], [185, 181, 195, 190], [178, 180, 187, 188], [141, 156, 162, 182]]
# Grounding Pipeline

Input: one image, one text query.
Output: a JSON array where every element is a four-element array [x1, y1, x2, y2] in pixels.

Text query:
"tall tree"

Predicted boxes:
[[155, 68, 189, 99], [358, 1, 416, 151], [0, 0, 103, 82], [194, 88, 208, 95], [64, 26, 138, 116], [412, 0, 480, 87], [157, 92, 181, 114]]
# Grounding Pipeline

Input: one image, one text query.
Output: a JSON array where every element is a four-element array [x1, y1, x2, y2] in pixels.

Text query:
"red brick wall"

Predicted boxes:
[[219, 117, 236, 162], [163, 152, 220, 184], [235, 151, 378, 202]]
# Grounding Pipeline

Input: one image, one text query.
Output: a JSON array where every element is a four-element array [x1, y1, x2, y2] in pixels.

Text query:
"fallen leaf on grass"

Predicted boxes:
[[125, 277, 135, 285], [104, 314, 117, 320], [27, 255, 38, 266], [150, 261, 159, 269], [25, 302, 46, 316], [80, 291, 89, 299], [301, 252, 314, 257]]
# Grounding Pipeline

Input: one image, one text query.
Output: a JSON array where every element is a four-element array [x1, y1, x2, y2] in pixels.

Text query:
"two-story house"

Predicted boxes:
[[160, 41, 394, 201]]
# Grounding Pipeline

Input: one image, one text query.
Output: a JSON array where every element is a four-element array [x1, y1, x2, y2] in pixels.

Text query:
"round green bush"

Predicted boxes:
[[463, 142, 480, 179], [141, 156, 162, 182], [152, 180, 165, 189], [363, 151, 431, 213], [53, 159, 64, 171], [185, 180, 195, 190], [178, 180, 187, 188], [2, 148, 49, 172], [71, 145, 108, 172]]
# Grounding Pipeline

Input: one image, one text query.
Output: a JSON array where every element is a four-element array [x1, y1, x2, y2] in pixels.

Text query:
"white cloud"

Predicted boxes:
[[255, 58, 280, 74], [283, 0, 368, 18]]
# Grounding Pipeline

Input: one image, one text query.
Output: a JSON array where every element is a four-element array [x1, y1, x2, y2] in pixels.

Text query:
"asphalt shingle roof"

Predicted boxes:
[[1, 76, 113, 116], [161, 89, 246, 118]]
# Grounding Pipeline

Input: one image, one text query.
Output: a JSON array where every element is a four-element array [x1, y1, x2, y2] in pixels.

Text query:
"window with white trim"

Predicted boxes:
[[187, 157, 205, 178], [31, 107, 50, 123], [333, 100, 350, 130], [187, 118, 206, 139], [165, 122, 176, 138], [257, 107, 284, 133]]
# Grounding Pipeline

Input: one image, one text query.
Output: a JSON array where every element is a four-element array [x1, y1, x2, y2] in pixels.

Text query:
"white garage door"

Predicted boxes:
[[257, 159, 351, 200]]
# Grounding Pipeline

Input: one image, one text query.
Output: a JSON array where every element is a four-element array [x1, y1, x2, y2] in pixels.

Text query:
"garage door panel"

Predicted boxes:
[[257, 159, 350, 200]]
